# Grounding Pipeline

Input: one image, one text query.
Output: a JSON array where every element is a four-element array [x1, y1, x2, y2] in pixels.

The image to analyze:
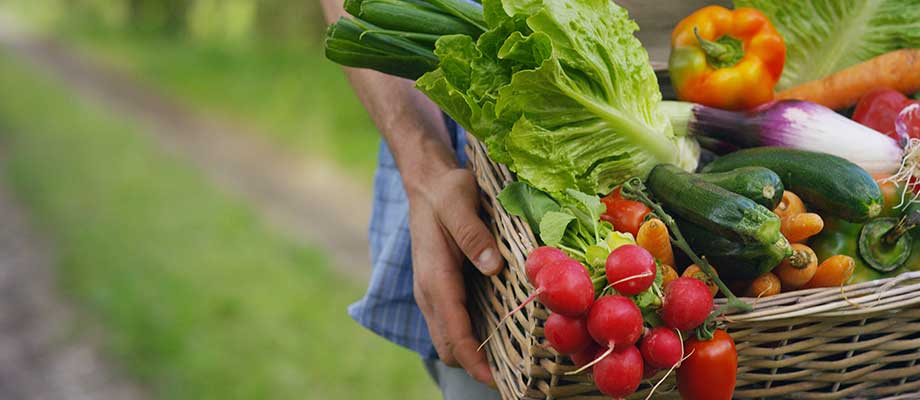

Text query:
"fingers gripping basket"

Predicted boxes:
[[466, 134, 920, 400]]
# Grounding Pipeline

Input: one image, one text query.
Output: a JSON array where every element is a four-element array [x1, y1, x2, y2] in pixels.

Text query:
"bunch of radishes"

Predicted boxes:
[[527, 244, 715, 398]]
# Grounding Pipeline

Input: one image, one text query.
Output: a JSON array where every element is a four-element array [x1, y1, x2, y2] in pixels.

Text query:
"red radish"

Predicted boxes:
[[479, 259, 594, 350], [896, 103, 920, 142], [643, 363, 660, 379], [605, 244, 657, 295], [661, 278, 713, 331], [593, 345, 644, 398], [544, 313, 592, 355], [533, 259, 595, 316], [587, 296, 644, 349], [567, 295, 643, 374], [639, 327, 683, 369], [570, 342, 602, 368], [525, 246, 570, 284]]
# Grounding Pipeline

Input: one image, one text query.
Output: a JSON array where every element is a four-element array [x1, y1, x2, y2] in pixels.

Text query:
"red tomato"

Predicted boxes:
[[852, 88, 908, 138], [600, 187, 650, 237], [678, 330, 737, 400]]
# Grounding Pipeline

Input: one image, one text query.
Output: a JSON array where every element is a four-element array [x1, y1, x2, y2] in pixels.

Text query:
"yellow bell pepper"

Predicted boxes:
[[669, 6, 786, 110]]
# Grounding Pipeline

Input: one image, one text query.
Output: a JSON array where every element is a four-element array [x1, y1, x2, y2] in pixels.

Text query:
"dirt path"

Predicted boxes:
[[0, 12, 374, 281], [0, 152, 147, 400]]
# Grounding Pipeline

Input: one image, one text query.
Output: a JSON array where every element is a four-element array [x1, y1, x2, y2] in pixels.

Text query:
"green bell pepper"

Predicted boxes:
[[811, 209, 920, 284]]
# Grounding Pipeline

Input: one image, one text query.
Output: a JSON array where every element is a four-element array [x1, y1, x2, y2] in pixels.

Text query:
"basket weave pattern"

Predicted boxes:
[[466, 135, 920, 399]]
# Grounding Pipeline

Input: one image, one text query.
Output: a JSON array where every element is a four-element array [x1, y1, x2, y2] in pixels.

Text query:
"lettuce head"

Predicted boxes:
[[416, 0, 699, 196]]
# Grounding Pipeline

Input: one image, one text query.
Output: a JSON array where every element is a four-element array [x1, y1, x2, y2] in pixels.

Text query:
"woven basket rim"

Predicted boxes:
[[465, 133, 920, 400]]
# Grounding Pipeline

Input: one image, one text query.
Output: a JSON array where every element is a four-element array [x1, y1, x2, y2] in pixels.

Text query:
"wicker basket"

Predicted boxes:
[[466, 134, 920, 400]]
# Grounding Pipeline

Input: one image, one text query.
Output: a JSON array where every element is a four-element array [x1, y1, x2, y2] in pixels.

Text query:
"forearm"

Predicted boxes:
[[319, 0, 457, 196]]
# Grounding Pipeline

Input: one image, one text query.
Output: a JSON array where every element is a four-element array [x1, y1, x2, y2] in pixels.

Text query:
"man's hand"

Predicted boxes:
[[408, 167, 504, 385], [315, 0, 500, 377]]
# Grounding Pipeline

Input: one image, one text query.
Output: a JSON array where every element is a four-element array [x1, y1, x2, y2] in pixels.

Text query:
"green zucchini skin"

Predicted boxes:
[[647, 164, 788, 250], [697, 167, 784, 210], [678, 219, 790, 280], [701, 147, 883, 223]]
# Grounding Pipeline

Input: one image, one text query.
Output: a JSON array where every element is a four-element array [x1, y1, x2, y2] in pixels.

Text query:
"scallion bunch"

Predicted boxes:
[[324, 0, 486, 80]]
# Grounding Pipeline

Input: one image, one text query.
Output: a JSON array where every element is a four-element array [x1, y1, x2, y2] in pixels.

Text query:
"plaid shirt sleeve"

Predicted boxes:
[[348, 117, 468, 358]]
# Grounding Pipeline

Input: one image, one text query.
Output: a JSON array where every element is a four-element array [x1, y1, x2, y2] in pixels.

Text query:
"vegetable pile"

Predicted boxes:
[[324, 0, 920, 398]]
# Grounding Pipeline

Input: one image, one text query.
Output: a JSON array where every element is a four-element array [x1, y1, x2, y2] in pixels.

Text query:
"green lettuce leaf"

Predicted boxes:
[[735, 0, 920, 90], [417, 0, 698, 197], [539, 211, 576, 247], [497, 181, 560, 234]]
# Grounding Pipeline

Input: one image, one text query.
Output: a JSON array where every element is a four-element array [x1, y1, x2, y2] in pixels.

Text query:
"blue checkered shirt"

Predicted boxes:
[[348, 118, 467, 358]]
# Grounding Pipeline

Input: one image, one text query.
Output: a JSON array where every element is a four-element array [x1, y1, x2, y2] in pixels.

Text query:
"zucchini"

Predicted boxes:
[[647, 164, 789, 251], [701, 147, 883, 223], [697, 167, 784, 210], [678, 219, 790, 280]]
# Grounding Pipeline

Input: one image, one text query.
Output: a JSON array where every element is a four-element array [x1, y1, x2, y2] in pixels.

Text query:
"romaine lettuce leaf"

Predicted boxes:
[[497, 181, 560, 234], [735, 0, 920, 90], [417, 0, 698, 196]]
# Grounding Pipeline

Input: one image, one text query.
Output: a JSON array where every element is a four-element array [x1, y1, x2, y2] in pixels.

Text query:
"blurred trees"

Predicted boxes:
[[53, 0, 326, 44]]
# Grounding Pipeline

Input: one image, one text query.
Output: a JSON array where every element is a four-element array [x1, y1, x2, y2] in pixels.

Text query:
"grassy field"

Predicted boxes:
[[78, 33, 380, 183], [0, 50, 436, 400], [5, 1, 382, 183]]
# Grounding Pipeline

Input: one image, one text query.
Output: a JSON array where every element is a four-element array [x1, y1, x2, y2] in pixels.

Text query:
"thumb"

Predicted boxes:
[[440, 201, 504, 276]]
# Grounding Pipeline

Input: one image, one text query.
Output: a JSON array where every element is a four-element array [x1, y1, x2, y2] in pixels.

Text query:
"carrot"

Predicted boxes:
[[776, 49, 920, 110], [660, 264, 679, 288], [803, 255, 855, 289], [780, 212, 824, 243], [773, 244, 818, 290], [682, 264, 718, 297], [773, 191, 805, 219], [636, 218, 674, 267], [875, 174, 902, 212], [747, 272, 781, 298]]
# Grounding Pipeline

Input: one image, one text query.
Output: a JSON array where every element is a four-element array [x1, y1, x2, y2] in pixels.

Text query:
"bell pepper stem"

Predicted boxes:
[[693, 26, 744, 69], [882, 210, 920, 246], [621, 178, 752, 313]]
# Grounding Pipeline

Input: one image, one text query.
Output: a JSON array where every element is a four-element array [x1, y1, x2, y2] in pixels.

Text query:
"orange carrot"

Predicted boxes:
[[660, 264, 679, 288], [747, 272, 781, 298], [774, 244, 818, 290], [875, 174, 902, 212], [781, 212, 824, 243], [803, 255, 855, 289], [683, 264, 718, 297], [773, 191, 805, 219], [776, 49, 920, 110], [637, 218, 674, 267]]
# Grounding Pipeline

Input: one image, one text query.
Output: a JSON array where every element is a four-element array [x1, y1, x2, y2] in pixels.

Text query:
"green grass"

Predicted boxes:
[[0, 50, 436, 400], [8, 3, 382, 184], [85, 34, 379, 183]]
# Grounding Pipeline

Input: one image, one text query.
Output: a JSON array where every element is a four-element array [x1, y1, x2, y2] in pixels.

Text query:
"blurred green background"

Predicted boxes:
[[0, 0, 437, 399], [10, 0, 381, 181]]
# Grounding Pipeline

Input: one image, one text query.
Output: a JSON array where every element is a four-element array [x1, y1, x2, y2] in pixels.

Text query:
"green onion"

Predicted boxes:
[[324, 18, 438, 80], [422, 0, 487, 31], [344, 0, 481, 37]]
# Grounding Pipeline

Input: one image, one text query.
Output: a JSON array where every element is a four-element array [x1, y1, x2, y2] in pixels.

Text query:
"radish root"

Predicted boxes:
[[644, 330, 693, 400], [565, 344, 614, 375], [477, 288, 542, 352], [601, 271, 654, 293], [884, 137, 920, 208]]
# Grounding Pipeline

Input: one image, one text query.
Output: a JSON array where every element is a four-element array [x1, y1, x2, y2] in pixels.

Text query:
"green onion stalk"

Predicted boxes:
[[325, 0, 485, 79]]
